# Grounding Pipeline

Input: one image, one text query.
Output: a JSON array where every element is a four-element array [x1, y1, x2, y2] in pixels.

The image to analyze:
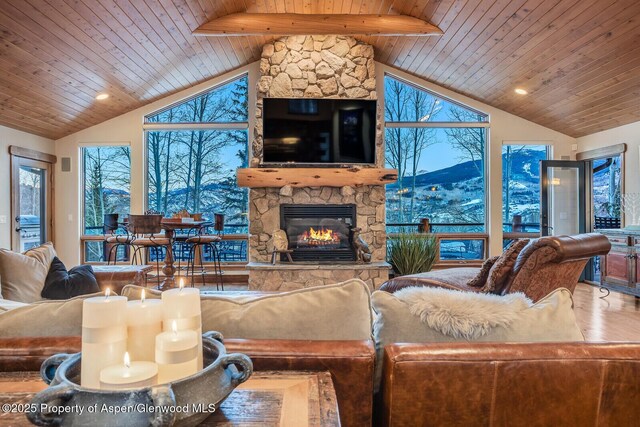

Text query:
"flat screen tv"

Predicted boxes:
[[262, 98, 376, 164]]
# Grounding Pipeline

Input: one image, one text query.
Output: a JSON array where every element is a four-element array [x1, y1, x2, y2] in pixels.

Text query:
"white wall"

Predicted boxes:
[[379, 65, 576, 255], [54, 61, 576, 264], [0, 125, 54, 250], [577, 120, 640, 196]]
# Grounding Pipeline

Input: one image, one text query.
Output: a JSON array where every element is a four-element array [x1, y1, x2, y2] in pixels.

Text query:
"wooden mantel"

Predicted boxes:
[[194, 13, 443, 37], [237, 167, 397, 188]]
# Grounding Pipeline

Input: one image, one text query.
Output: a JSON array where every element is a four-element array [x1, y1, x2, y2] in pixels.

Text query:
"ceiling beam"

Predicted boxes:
[[193, 13, 443, 37]]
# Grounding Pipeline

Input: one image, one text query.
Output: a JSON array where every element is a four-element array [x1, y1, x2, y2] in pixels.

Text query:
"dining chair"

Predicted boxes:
[[104, 213, 133, 264], [127, 214, 170, 287], [185, 224, 224, 290]]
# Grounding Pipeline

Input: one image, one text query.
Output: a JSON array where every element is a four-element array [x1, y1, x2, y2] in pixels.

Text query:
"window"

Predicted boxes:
[[82, 145, 131, 261], [144, 75, 249, 261], [384, 75, 488, 233], [502, 144, 549, 233]]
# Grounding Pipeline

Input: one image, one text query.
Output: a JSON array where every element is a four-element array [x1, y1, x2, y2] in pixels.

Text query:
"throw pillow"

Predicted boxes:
[[466, 256, 499, 288], [41, 257, 100, 300], [122, 279, 374, 341], [482, 239, 529, 294], [370, 287, 584, 391], [0, 292, 103, 337], [0, 242, 56, 303]]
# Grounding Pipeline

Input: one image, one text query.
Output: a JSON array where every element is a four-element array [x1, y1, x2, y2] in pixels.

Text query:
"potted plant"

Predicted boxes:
[[387, 233, 437, 276]]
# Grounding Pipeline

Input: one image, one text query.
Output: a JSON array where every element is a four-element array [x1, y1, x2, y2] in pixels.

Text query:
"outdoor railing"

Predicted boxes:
[[81, 224, 249, 264]]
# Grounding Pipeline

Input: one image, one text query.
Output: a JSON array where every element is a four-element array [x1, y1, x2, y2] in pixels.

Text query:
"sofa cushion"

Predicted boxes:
[[371, 287, 584, 390], [0, 242, 56, 303], [0, 292, 103, 338], [41, 257, 100, 299], [466, 256, 499, 288], [482, 239, 529, 294], [122, 279, 374, 341]]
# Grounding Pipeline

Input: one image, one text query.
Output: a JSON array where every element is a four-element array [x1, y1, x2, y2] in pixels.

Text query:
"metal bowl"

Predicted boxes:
[[27, 331, 252, 427]]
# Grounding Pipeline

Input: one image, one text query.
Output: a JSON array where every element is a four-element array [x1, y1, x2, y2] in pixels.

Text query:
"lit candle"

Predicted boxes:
[[161, 278, 203, 369], [81, 288, 128, 389], [100, 352, 158, 390], [155, 320, 198, 384], [126, 289, 163, 362]]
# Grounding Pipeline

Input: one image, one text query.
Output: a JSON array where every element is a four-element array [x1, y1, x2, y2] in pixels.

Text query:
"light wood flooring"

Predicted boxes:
[[573, 283, 640, 341]]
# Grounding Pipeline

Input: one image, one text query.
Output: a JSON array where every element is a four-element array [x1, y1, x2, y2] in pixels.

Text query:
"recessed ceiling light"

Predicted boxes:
[[96, 93, 109, 100], [514, 88, 528, 95]]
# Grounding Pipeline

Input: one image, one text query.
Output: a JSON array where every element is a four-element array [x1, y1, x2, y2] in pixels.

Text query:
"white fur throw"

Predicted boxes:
[[394, 287, 533, 340]]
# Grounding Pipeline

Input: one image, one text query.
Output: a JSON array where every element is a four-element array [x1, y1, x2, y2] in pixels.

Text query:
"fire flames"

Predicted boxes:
[[298, 227, 341, 246]]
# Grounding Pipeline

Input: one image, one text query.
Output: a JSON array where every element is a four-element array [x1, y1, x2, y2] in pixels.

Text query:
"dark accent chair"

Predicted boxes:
[[381, 233, 611, 301]]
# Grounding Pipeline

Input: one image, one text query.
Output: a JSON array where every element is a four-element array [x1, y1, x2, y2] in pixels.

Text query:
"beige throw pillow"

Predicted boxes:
[[122, 279, 374, 341], [0, 292, 103, 337], [371, 287, 584, 391], [0, 242, 56, 303]]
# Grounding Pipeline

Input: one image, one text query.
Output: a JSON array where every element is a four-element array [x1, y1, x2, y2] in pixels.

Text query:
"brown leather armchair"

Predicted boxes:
[[379, 342, 640, 427], [380, 233, 611, 301]]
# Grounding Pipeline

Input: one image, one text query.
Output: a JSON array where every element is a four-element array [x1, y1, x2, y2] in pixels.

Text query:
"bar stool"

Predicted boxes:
[[104, 214, 133, 264], [127, 214, 171, 287], [186, 231, 224, 290]]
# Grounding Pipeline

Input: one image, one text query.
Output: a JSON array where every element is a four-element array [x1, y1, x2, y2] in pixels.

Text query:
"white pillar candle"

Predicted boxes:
[[126, 289, 163, 362], [161, 279, 203, 369], [81, 288, 128, 389], [100, 352, 158, 390], [155, 321, 198, 384]]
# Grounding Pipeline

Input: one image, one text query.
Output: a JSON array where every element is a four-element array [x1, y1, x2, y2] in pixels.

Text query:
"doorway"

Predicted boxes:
[[590, 155, 622, 282], [10, 148, 55, 252]]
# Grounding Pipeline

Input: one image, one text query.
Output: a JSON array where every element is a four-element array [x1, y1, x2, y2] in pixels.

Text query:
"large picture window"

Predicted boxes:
[[82, 145, 131, 261], [144, 75, 249, 234], [384, 75, 488, 233]]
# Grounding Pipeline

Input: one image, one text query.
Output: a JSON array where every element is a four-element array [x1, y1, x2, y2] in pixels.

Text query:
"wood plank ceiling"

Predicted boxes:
[[0, 0, 639, 140]]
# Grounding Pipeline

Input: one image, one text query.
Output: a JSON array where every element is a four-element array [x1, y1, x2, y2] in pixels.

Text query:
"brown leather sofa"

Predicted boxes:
[[381, 233, 611, 301], [0, 337, 375, 427], [378, 342, 640, 427]]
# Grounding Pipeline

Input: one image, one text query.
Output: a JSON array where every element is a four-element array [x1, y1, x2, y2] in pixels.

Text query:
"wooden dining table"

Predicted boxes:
[[159, 219, 210, 290]]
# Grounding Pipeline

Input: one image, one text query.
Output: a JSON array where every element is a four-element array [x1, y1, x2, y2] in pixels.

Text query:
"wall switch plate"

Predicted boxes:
[[0, 215, 6, 224], [67, 214, 73, 222]]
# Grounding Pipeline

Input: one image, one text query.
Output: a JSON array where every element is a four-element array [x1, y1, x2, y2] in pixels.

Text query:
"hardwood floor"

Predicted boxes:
[[573, 282, 640, 342]]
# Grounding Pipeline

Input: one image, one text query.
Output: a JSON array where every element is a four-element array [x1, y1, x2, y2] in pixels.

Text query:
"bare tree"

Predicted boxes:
[[445, 108, 485, 175]]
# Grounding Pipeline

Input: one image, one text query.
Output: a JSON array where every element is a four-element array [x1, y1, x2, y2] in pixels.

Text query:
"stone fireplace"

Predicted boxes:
[[245, 35, 391, 291]]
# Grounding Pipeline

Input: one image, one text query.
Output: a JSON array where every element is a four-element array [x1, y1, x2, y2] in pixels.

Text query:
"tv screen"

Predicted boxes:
[[262, 98, 376, 164]]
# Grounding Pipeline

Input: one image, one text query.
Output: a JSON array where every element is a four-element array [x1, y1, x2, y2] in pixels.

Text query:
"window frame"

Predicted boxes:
[[80, 142, 132, 263], [142, 73, 250, 221], [382, 72, 490, 232]]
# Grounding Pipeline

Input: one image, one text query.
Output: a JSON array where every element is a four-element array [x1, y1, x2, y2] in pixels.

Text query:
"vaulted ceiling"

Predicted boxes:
[[0, 0, 639, 140]]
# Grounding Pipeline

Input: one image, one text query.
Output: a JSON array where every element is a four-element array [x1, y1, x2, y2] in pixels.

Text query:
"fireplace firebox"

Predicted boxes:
[[280, 204, 356, 261]]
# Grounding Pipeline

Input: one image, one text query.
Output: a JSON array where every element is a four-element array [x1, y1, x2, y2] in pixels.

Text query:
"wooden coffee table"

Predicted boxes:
[[0, 370, 340, 426]]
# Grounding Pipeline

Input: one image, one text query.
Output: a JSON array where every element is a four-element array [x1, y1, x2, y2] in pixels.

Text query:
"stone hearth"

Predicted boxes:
[[247, 262, 389, 292]]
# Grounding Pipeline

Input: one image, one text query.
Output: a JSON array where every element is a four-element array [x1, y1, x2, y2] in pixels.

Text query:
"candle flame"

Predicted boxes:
[[172, 320, 178, 335], [141, 289, 146, 303], [179, 278, 185, 291], [105, 288, 111, 299], [124, 352, 130, 369]]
